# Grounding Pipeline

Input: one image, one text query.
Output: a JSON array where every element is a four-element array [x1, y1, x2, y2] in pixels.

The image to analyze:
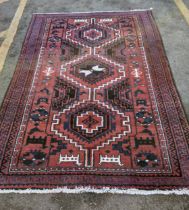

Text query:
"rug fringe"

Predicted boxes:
[[32, 9, 154, 15], [0, 187, 189, 194]]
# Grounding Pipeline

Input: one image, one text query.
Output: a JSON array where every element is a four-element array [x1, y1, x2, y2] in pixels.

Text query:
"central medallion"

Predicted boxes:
[[83, 28, 103, 41], [70, 104, 111, 143], [77, 111, 104, 134], [52, 103, 131, 147]]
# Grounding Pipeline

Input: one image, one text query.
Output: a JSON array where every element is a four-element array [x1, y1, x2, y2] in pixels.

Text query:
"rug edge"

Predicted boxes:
[[144, 10, 189, 160], [149, 10, 189, 127], [0, 187, 189, 195], [31, 9, 154, 15]]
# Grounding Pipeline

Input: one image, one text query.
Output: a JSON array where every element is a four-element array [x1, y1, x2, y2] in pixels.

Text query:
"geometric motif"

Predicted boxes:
[[69, 105, 110, 142], [52, 77, 79, 111], [70, 57, 114, 85], [104, 78, 133, 111], [100, 38, 127, 64], [52, 102, 131, 147], [60, 39, 83, 62], [69, 19, 120, 47]]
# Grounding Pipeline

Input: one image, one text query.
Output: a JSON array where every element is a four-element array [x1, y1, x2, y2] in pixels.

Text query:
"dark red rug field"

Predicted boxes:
[[0, 10, 189, 191]]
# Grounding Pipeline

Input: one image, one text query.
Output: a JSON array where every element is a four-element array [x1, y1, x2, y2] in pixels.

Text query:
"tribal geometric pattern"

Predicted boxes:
[[0, 11, 189, 190]]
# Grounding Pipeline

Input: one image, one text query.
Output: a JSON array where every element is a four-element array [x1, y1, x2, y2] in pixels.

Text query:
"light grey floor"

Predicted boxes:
[[0, 0, 189, 209]]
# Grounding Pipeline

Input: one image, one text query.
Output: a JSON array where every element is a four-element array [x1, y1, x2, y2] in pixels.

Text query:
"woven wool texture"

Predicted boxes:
[[0, 11, 189, 190]]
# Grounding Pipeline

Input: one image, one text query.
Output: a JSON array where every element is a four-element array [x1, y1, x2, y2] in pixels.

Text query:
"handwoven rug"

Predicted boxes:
[[0, 10, 189, 192]]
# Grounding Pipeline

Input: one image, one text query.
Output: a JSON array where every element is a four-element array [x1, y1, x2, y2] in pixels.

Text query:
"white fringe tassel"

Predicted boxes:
[[33, 9, 154, 15], [0, 187, 189, 194]]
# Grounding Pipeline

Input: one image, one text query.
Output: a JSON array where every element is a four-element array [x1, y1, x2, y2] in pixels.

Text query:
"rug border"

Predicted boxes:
[[149, 10, 189, 126]]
